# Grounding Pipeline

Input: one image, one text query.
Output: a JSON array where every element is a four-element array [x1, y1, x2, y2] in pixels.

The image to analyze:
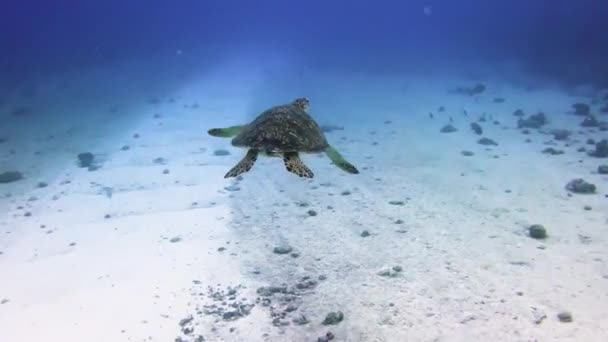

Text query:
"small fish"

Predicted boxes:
[[470, 122, 483, 135], [428, 112, 434, 119], [463, 109, 468, 116], [449, 117, 453, 123]]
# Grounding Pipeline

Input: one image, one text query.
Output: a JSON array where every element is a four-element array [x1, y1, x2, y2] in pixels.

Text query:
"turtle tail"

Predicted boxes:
[[208, 125, 244, 138], [325, 145, 359, 174]]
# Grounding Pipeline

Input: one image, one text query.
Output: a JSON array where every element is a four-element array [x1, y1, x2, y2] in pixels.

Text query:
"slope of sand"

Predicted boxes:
[[1, 65, 607, 342]]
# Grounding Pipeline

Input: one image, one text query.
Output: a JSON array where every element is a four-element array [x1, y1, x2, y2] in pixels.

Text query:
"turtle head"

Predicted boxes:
[[292, 97, 310, 111]]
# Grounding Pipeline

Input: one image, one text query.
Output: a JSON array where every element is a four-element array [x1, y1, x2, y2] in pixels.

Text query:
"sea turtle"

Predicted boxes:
[[208, 98, 359, 179]]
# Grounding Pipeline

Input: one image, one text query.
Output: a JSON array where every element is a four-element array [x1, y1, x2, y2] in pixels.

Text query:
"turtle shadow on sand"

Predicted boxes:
[[207, 98, 359, 179]]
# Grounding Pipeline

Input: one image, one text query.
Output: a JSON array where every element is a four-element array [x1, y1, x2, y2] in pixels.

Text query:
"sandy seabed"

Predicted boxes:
[[1, 64, 607, 342]]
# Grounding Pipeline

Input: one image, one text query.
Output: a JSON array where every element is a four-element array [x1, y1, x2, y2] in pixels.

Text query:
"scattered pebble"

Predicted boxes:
[[557, 311, 573, 323], [214, 149, 230, 156], [528, 224, 547, 239], [170, 237, 182, 243], [542, 147, 564, 155], [360, 230, 370, 237], [478, 137, 498, 146], [440, 124, 458, 133], [518, 112, 547, 129], [388, 200, 404, 206], [470, 122, 482, 135], [566, 179, 596, 194], [77, 152, 94, 168], [572, 103, 590, 116], [273, 245, 293, 255], [580, 115, 599, 127], [0, 171, 23, 183], [551, 129, 571, 141], [461, 150, 474, 156], [292, 315, 309, 325], [224, 185, 240, 192], [322, 311, 344, 325], [588, 139, 608, 158], [307, 209, 317, 216], [153, 157, 168, 165], [377, 265, 403, 277]]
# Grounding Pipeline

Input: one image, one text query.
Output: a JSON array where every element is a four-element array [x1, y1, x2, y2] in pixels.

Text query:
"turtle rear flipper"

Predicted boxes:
[[325, 145, 359, 174], [225, 149, 258, 178], [208, 125, 244, 138], [283, 152, 314, 178]]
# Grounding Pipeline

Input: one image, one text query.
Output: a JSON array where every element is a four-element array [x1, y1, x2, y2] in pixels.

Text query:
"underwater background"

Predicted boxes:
[[1, 1, 608, 341]]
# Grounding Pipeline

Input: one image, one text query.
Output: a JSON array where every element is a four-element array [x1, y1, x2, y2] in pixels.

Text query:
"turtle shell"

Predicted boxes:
[[231, 103, 328, 153]]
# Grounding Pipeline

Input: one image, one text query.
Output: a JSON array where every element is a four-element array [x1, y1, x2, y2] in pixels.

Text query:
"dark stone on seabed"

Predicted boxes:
[[273, 245, 293, 254], [598, 165, 608, 174], [478, 137, 498, 146], [542, 147, 564, 155], [0, 171, 23, 183], [292, 314, 309, 325], [440, 124, 458, 133], [550, 129, 571, 141], [518, 112, 547, 129], [470, 122, 482, 135], [566, 179, 596, 194], [588, 140, 608, 158], [461, 151, 474, 156], [213, 149, 230, 156], [77, 152, 95, 168], [580, 115, 599, 127], [528, 224, 547, 239], [257, 286, 288, 296], [557, 311, 573, 322], [322, 311, 344, 325], [572, 103, 590, 116]]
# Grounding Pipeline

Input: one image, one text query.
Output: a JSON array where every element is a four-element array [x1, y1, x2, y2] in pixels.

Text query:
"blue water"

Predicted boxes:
[[1, 1, 608, 342], [2, 1, 607, 86]]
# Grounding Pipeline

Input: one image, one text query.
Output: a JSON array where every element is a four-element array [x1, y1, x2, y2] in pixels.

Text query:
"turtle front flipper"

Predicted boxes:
[[208, 125, 245, 138], [225, 149, 258, 178], [283, 152, 314, 178], [324, 145, 359, 174]]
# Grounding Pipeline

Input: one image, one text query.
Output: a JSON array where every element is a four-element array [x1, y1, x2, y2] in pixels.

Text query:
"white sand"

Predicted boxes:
[[1, 62, 607, 342]]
